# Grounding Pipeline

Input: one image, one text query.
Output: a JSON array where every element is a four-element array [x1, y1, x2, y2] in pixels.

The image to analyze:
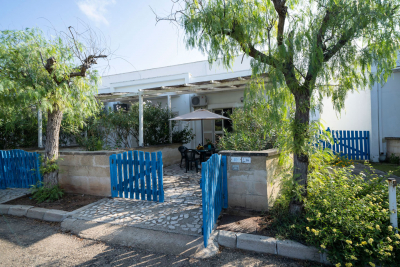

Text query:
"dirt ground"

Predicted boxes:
[[4, 193, 105, 212], [0, 215, 324, 267]]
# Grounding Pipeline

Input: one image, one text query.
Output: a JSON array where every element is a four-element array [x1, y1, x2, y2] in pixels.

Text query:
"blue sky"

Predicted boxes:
[[0, 0, 208, 75]]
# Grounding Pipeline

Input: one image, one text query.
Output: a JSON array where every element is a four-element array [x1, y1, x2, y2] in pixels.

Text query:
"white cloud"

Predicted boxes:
[[77, 0, 116, 25]]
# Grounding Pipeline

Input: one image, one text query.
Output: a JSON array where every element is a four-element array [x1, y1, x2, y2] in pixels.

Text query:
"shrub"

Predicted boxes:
[[29, 182, 64, 203], [271, 149, 400, 267], [217, 101, 277, 151], [388, 153, 400, 165], [330, 153, 354, 167]]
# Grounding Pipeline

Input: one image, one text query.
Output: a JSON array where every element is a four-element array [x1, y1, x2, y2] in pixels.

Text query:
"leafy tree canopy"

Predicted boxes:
[[158, 0, 400, 211], [0, 28, 101, 127]]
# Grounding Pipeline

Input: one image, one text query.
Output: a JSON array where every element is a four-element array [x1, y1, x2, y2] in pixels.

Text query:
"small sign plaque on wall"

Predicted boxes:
[[232, 165, 239, 171], [231, 157, 241, 163], [242, 157, 251, 164]]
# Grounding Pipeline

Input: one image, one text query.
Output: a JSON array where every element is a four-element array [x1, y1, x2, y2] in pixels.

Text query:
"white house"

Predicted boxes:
[[98, 56, 400, 162]]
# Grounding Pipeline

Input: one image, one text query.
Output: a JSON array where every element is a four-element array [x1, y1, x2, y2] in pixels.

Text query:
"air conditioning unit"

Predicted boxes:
[[191, 96, 208, 107]]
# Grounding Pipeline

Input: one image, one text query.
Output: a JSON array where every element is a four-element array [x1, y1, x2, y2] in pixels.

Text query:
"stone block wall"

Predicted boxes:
[[386, 137, 400, 160], [57, 143, 182, 196], [219, 149, 281, 211]]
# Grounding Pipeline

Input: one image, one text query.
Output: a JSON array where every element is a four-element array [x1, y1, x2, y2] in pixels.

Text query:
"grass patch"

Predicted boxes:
[[370, 163, 400, 176]]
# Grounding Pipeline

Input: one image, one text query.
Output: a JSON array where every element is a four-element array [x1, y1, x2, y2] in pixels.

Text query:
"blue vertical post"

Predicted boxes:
[[134, 151, 139, 199], [366, 131, 370, 160], [145, 152, 151, 200], [0, 152, 5, 189], [359, 131, 364, 160], [151, 152, 157, 201], [123, 152, 128, 198], [117, 153, 123, 197], [128, 151, 134, 199], [109, 154, 118, 197], [354, 131, 360, 160], [201, 160, 208, 247], [157, 151, 164, 203], [139, 151, 145, 200], [350, 131, 354, 160]]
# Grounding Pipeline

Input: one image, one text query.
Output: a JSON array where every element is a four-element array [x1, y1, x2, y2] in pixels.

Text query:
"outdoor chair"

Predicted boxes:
[[178, 146, 188, 168], [184, 149, 200, 173]]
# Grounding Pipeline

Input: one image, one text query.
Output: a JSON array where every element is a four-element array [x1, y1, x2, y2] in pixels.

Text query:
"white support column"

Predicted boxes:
[[139, 93, 144, 147], [168, 95, 172, 143], [38, 108, 43, 148]]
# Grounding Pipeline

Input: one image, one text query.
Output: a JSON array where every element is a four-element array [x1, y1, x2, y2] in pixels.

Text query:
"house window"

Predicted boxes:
[[203, 108, 233, 144]]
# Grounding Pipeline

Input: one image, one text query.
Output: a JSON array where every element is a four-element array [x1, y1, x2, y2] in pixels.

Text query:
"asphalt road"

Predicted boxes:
[[0, 215, 324, 267]]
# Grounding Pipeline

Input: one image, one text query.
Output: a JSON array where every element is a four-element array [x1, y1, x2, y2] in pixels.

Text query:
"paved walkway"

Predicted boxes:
[[71, 164, 204, 236], [0, 188, 30, 204]]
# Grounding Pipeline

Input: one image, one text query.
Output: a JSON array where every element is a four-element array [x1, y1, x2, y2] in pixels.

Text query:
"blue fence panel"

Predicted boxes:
[[317, 128, 370, 160], [201, 154, 228, 248], [109, 150, 164, 202], [0, 149, 41, 189]]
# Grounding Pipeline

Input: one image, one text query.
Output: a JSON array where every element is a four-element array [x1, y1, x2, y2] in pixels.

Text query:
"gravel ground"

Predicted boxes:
[[0, 215, 324, 267]]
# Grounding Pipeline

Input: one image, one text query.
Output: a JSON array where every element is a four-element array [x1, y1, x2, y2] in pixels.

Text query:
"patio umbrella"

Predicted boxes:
[[169, 109, 230, 145]]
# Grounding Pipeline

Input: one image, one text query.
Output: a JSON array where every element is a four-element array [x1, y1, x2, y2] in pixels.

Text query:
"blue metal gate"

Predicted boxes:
[[0, 149, 42, 189], [109, 150, 164, 202], [201, 153, 228, 247]]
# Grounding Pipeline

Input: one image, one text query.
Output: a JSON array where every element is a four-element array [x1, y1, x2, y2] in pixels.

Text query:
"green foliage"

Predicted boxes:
[[330, 153, 354, 167], [29, 182, 64, 203], [39, 156, 60, 175], [217, 96, 278, 151], [0, 28, 101, 124], [168, 0, 400, 184], [388, 153, 400, 165], [75, 102, 194, 150], [271, 149, 400, 266], [0, 106, 38, 149]]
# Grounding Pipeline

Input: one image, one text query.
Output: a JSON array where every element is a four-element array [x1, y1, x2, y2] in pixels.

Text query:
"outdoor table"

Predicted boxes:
[[196, 149, 207, 163]]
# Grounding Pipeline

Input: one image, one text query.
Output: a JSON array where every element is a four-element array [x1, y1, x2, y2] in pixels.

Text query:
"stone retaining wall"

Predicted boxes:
[[58, 143, 182, 196], [218, 149, 282, 211], [386, 137, 400, 160]]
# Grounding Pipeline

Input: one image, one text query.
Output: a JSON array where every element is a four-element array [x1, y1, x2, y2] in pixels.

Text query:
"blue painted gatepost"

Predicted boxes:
[[109, 150, 164, 202], [201, 153, 228, 247]]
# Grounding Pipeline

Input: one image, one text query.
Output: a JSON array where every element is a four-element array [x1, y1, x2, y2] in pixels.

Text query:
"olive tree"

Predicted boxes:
[[0, 27, 108, 186], [156, 0, 400, 212]]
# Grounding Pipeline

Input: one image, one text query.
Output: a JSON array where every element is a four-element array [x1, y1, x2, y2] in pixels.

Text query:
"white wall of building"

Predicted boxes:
[[318, 90, 372, 132], [370, 72, 400, 161]]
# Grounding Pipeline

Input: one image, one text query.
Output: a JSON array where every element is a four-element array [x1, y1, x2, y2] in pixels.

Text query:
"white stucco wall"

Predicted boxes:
[[370, 72, 400, 161], [318, 90, 372, 132]]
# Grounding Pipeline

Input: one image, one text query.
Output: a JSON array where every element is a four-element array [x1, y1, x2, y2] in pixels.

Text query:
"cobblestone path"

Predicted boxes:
[[0, 188, 30, 204], [72, 164, 204, 236]]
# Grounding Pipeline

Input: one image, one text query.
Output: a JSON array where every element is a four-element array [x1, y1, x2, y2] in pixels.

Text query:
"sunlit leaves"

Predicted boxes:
[[0, 28, 101, 128]]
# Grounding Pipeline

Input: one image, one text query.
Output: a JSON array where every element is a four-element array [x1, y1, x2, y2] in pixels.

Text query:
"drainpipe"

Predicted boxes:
[[139, 93, 144, 147], [168, 95, 172, 144]]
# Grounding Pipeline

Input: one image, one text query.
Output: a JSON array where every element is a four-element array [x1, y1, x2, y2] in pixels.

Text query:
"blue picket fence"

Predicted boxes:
[[109, 151, 164, 202], [0, 149, 42, 189], [317, 128, 370, 160], [201, 153, 228, 248]]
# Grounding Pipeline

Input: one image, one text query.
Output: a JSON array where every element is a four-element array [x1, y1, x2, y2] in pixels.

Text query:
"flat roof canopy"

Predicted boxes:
[[96, 73, 268, 102]]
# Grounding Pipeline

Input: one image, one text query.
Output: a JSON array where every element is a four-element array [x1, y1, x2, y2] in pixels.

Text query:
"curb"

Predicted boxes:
[[0, 204, 69, 222], [217, 230, 331, 265], [61, 217, 219, 258]]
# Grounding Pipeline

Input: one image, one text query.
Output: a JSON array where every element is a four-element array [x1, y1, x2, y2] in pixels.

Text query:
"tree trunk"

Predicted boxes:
[[289, 91, 311, 214], [43, 106, 63, 187]]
